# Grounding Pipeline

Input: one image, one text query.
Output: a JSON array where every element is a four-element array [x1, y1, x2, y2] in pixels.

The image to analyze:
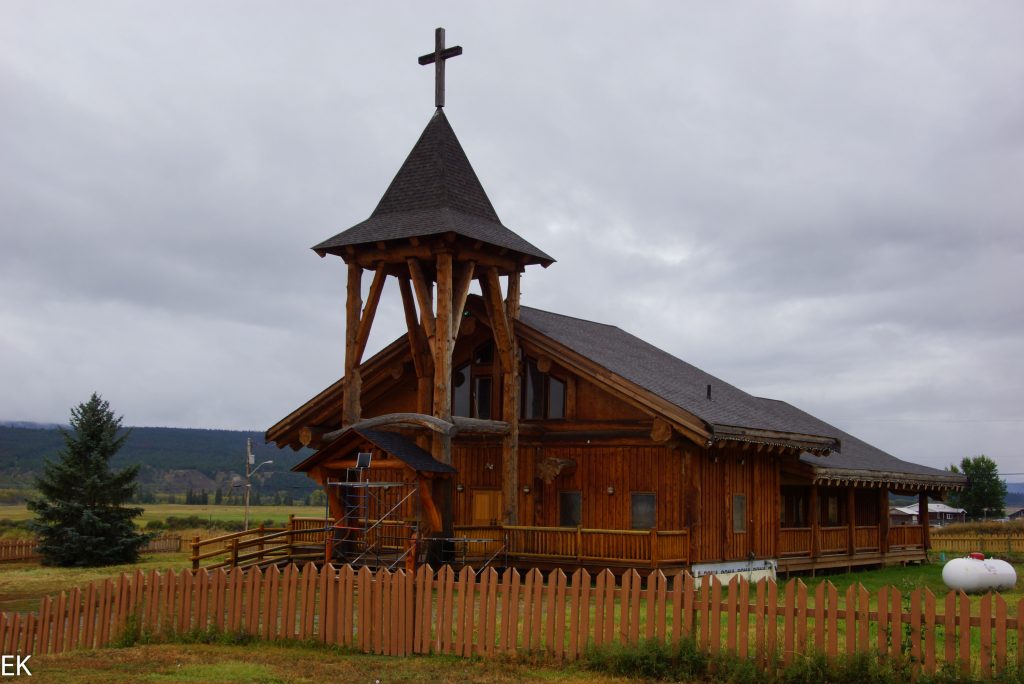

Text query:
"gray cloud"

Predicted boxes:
[[1, 2, 1021, 477]]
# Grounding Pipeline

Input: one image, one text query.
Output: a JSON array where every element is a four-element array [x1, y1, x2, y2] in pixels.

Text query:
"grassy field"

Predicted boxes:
[[25, 643, 631, 683], [0, 502, 325, 526]]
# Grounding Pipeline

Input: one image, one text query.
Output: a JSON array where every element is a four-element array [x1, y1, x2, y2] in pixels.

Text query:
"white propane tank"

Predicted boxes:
[[942, 555, 1018, 593]]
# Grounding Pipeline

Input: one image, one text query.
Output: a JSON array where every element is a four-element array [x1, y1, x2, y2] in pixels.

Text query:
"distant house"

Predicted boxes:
[[890, 503, 966, 527], [1005, 507, 1024, 521]]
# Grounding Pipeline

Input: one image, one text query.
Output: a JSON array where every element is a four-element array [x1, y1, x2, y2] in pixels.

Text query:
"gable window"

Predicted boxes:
[[452, 342, 495, 419], [631, 492, 656, 530], [559, 491, 581, 527], [523, 358, 567, 420], [452, 363, 471, 418]]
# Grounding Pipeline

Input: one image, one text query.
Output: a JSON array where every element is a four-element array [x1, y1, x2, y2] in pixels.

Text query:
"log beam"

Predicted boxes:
[[406, 257, 436, 354], [353, 264, 387, 365], [342, 262, 362, 426], [451, 261, 475, 339], [651, 417, 673, 443]]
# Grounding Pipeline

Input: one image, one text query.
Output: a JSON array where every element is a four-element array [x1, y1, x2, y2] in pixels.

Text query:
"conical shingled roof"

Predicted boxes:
[[313, 109, 554, 265]]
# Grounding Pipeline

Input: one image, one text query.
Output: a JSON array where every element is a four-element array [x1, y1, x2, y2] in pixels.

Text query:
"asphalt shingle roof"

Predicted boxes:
[[313, 109, 553, 264], [518, 306, 964, 486], [519, 306, 831, 436], [355, 428, 456, 474]]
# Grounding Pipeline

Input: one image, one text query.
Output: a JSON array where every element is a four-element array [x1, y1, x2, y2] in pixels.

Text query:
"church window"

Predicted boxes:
[[523, 358, 567, 420], [559, 491, 581, 527], [732, 494, 747, 533], [452, 342, 495, 419], [452, 363, 471, 417], [631, 492, 656, 529]]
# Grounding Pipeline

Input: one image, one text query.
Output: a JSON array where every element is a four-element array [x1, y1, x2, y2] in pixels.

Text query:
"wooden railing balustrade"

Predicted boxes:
[[778, 528, 812, 557], [191, 518, 928, 571], [853, 526, 879, 551], [817, 526, 849, 555]]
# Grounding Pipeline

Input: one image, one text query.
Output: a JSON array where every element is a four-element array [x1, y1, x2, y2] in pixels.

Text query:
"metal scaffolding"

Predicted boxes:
[[325, 464, 419, 571]]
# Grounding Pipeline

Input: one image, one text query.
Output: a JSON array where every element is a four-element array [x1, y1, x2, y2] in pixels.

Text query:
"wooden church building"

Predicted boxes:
[[267, 30, 965, 575]]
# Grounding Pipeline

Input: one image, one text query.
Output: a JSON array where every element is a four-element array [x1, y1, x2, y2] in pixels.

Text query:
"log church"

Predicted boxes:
[[266, 29, 965, 576]]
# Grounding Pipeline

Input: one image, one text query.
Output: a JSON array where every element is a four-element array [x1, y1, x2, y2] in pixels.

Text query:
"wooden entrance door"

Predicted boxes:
[[471, 489, 502, 526]]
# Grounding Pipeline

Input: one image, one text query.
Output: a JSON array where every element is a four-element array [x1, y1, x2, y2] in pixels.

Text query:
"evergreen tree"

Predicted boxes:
[[214, 488, 223, 505], [27, 393, 149, 566]]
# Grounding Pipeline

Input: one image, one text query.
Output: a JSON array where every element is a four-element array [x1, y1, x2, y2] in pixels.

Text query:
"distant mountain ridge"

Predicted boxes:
[[0, 423, 316, 497]]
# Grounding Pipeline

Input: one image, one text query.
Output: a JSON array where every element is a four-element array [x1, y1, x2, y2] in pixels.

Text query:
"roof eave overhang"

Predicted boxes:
[[709, 424, 838, 456], [809, 466, 967, 493]]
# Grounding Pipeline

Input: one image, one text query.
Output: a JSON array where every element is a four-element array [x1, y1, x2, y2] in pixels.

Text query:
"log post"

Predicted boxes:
[[685, 447, 700, 564], [879, 488, 890, 555], [432, 251, 455, 562], [918, 491, 930, 550], [809, 484, 819, 558], [481, 268, 520, 525], [501, 347, 520, 524], [342, 262, 363, 426], [847, 486, 856, 555], [192, 536, 200, 571]]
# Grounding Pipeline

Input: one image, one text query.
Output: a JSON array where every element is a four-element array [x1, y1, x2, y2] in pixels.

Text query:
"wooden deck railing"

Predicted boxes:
[[190, 516, 331, 570], [504, 526, 689, 566], [818, 527, 849, 555], [854, 526, 880, 551], [887, 525, 924, 549], [778, 528, 812, 557]]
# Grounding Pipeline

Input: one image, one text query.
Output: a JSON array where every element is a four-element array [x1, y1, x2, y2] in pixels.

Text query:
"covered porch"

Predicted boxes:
[[776, 473, 935, 574]]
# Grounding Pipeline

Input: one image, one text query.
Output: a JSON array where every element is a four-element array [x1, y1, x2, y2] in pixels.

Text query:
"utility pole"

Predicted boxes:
[[244, 438, 253, 531], [243, 438, 272, 532]]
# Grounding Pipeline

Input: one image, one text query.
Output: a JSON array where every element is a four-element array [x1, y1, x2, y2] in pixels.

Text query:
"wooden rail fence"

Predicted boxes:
[[0, 539, 39, 563], [0, 536, 182, 564], [930, 533, 1024, 555], [2, 563, 1022, 679]]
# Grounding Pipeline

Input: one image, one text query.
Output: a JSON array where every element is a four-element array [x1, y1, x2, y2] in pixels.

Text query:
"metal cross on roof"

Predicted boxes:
[[418, 27, 462, 108]]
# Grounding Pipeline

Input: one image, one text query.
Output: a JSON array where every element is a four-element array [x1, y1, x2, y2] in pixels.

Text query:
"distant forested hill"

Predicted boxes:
[[0, 424, 316, 498]]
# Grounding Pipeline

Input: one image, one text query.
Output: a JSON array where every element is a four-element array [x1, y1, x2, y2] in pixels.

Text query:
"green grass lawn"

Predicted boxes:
[[29, 643, 632, 683]]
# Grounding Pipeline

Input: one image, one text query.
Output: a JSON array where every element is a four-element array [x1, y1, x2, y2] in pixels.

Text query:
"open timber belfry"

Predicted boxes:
[[265, 28, 965, 577]]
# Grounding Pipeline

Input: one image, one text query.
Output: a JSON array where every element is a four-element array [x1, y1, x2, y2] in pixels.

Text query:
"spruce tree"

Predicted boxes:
[[27, 393, 149, 566]]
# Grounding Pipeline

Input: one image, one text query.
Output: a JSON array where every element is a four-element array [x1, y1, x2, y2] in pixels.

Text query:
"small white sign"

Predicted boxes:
[[690, 559, 777, 587]]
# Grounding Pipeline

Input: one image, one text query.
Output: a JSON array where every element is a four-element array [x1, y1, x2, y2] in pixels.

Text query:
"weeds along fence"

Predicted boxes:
[[2, 563, 1022, 679], [0, 535, 182, 563], [930, 533, 1024, 556]]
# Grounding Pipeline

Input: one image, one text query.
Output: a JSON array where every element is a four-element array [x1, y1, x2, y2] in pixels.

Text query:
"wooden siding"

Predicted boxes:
[[693, 445, 779, 563], [452, 443, 504, 524], [509, 444, 683, 532], [571, 377, 649, 421]]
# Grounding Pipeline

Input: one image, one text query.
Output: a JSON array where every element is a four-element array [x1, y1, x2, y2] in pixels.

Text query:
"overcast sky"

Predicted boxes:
[[1, 2, 1021, 479]]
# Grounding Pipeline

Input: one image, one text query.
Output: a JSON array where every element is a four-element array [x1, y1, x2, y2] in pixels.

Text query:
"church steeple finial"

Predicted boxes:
[[418, 27, 462, 108]]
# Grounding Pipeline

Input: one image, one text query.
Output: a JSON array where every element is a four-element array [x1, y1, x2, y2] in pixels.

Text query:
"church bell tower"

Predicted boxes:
[[311, 28, 553, 536]]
